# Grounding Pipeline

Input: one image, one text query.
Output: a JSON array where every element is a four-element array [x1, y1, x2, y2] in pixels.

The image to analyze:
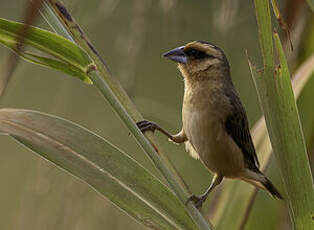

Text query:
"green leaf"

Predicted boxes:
[[270, 32, 314, 230], [246, 1, 314, 228], [22, 52, 92, 84], [0, 109, 198, 230], [0, 18, 92, 83]]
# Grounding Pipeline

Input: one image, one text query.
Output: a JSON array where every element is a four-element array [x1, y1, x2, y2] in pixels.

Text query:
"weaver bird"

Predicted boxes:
[[137, 41, 283, 209]]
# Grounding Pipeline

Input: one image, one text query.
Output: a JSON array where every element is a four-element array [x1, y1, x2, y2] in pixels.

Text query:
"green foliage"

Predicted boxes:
[[0, 18, 92, 83], [251, 1, 314, 229], [0, 7, 213, 230], [0, 1, 313, 230], [0, 108, 198, 230]]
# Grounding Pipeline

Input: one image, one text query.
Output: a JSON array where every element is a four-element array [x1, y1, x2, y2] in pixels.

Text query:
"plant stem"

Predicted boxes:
[[253, 1, 314, 229], [87, 70, 212, 230], [41, 1, 214, 229]]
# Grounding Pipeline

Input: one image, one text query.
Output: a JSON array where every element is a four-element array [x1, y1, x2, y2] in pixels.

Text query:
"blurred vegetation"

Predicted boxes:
[[0, 0, 313, 230]]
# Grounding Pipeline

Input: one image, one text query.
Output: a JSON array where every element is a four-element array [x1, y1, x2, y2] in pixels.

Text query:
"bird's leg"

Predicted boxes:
[[136, 120, 187, 143], [186, 174, 223, 209]]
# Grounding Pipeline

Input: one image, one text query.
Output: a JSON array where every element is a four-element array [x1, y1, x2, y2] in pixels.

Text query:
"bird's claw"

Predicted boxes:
[[185, 194, 207, 209], [136, 120, 158, 133]]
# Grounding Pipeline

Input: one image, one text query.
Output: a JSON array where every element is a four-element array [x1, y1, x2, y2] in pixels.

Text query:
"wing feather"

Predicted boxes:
[[224, 90, 260, 170]]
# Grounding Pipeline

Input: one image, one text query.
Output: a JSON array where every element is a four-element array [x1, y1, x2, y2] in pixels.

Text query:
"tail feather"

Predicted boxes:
[[261, 177, 284, 200], [240, 170, 284, 200]]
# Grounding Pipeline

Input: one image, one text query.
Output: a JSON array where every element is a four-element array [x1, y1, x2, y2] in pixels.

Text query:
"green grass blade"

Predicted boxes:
[[0, 29, 91, 83], [254, 0, 274, 70], [40, 1, 74, 41], [0, 18, 92, 82], [22, 52, 92, 84], [250, 0, 314, 228], [0, 108, 198, 230], [271, 32, 314, 229]]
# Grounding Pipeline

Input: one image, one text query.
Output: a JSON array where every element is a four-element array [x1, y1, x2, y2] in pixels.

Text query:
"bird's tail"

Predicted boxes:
[[261, 177, 283, 199], [240, 170, 283, 200]]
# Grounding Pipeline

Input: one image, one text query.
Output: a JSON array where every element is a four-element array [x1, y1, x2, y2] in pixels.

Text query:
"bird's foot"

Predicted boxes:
[[185, 194, 208, 209], [136, 120, 158, 133]]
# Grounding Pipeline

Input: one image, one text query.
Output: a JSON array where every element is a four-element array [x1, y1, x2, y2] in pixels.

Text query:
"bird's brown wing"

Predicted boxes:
[[224, 93, 260, 170]]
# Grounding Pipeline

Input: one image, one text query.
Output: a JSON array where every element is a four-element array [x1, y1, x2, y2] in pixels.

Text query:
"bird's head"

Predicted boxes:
[[163, 41, 229, 78]]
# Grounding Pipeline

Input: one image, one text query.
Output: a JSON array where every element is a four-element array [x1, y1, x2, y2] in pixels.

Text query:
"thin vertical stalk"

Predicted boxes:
[[252, 0, 314, 229], [41, 1, 214, 229], [0, 0, 43, 96]]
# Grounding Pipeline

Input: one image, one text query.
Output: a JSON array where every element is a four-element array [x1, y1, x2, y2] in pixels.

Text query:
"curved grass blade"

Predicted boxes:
[[0, 18, 92, 83], [0, 31, 91, 83], [22, 52, 92, 84], [0, 109, 198, 230]]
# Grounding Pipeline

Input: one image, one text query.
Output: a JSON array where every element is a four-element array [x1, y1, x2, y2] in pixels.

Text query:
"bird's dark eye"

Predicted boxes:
[[185, 49, 214, 60]]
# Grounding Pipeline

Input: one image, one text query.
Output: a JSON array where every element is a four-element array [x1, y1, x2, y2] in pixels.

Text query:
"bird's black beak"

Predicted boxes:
[[163, 46, 187, 64]]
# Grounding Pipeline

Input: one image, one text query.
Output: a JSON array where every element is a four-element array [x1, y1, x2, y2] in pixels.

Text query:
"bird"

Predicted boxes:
[[137, 40, 283, 209]]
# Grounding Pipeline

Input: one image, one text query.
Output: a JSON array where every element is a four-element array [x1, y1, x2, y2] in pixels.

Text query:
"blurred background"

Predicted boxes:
[[0, 0, 313, 229]]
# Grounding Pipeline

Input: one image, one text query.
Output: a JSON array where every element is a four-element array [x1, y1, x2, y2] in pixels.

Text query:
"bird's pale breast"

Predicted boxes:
[[182, 90, 245, 177]]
